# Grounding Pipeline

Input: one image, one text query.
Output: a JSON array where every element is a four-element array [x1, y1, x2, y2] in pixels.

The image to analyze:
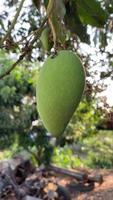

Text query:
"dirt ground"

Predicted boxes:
[[57, 169, 113, 200], [0, 158, 113, 200]]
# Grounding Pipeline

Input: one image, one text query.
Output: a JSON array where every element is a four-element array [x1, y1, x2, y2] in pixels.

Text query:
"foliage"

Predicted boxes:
[[0, 50, 37, 148], [0, 0, 113, 168], [52, 130, 113, 169], [0, 0, 112, 55], [52, 146, 82, 169], [1, 130, 113, 169], [76, 0, 108, 27], [61, 97, 102, 144], [80, 131, 113, 168], [18, 122, 54, 166], [0, 50, 54, 166]]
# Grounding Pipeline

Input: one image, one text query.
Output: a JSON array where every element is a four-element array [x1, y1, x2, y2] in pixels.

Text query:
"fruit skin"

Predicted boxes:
[[36, 50, 85, 137]]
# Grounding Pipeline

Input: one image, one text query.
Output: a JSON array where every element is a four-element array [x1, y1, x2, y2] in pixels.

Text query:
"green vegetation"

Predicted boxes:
[[81, 131, 113, 168], [0, 50, 37, 149], [0, 0, 113, 170], [1, 130, 113, 169], [51, 131, 113, 169]]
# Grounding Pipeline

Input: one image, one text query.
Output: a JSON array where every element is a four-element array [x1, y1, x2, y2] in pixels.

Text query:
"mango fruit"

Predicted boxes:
[[36, 50, 85, 137]]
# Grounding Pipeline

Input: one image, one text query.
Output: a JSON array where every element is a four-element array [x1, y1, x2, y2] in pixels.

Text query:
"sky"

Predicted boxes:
[[0, 0, 113, 107], [79, 42, 113, 107]]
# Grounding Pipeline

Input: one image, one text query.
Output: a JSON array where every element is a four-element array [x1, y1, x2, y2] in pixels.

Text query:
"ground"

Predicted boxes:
[[58, 169, 113, 200], [0, 158, 113, 200]]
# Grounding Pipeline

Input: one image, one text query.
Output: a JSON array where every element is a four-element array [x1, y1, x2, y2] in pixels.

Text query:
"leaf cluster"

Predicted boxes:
[[0, 51, 37, 149]]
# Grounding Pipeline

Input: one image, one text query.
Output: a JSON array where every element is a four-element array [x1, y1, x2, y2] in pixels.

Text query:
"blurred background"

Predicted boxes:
[[0, 0, 113, 169]]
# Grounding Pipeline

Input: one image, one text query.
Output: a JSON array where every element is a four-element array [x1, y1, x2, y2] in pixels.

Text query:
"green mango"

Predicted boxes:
[[36, 50, 85, 137]]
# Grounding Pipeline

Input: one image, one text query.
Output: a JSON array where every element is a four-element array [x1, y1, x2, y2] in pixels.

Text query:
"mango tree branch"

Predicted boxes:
[[0, 15, 49, 80], [0, 52, 26, 79], [0, 25, 44, 79], [0, 0, 26, 47], [48, 18, 56, 49], [47, 0, 56, 49], [0, 0, 55, 80]]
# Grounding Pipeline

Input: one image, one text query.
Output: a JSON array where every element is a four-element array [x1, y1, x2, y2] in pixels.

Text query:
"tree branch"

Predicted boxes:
[[0, 17, 47, 79], [0, 0, 54, 79], [47, 0, 56, 48], [0, 0, 26, 47], [0, 52, 26, 79]]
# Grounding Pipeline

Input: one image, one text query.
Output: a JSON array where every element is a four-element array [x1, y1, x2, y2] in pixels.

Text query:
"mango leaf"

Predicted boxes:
[[64, 1, 90, 43], [40, 27, 52, 52], [32, 0, 41, 10], [55, 0, 66, 20], [46, 0, 66, 44], [44, 0, 49, 8], [76, 0, 108, 27]]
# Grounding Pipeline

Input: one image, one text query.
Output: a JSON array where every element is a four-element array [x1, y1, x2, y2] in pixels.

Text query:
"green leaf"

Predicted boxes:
[[40, 27, 52, 52], [0, 86, 11, 102], [55, 0, 66, 20], [76, 0, 108, 27], [32, 0, 41, 10], [64, 1, 90, 43], [44, 0, 49, 8]]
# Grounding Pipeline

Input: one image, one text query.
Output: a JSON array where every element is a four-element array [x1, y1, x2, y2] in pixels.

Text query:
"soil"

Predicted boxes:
[[57, 169, 113, 200], [0, 158, 113, 200]]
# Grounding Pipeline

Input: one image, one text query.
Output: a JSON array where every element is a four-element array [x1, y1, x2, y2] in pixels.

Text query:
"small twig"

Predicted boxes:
[[47, 0, 57, 49], [0, 52, 26, 79], [48, 18, 57, 49], [0, 17, 47, 79], [0, 0, 26, 47], [0, 0, 55, 79]]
